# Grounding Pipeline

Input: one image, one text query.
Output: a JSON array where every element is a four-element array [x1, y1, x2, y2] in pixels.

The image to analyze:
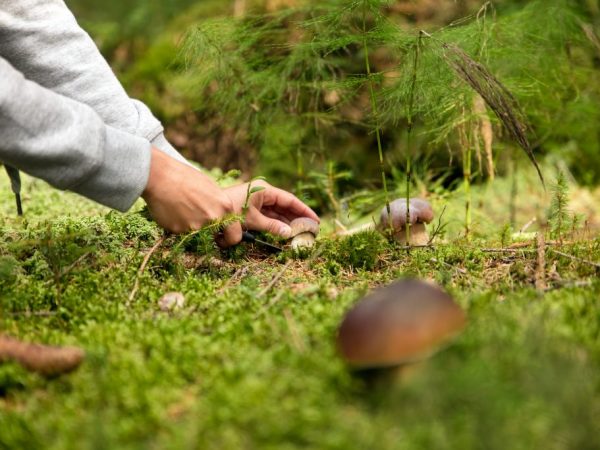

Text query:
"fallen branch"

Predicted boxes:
[[258, 260, 293, 298], [430, 257, 468, 275], [217, 265, 251, 295], [283, 308, 306, 353], [548, 249, 600, 271], [544, 279, 595, 292], [481, 247, 535, 253], [535, 233, 547, 292], [61, 252, 91, 277], [128, 235, 167, 304]]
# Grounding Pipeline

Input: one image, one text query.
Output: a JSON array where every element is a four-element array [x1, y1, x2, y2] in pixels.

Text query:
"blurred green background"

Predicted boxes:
[[64, 0, 600, 215]]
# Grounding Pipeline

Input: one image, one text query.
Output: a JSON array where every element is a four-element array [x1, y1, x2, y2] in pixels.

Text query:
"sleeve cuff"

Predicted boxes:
[[151, 132, 190, 165], [72, 126, 152, 212]]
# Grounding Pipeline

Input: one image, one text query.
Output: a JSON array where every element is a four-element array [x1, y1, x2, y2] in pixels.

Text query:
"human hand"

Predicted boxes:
[[141, 147, 243, 246], [223, 180, 319, 238]]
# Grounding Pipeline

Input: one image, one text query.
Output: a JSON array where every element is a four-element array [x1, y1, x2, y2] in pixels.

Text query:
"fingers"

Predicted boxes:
[[260, 187, 320, 222], [247, 209, 292, 238], [218, 221, 243, 248], [261, 208, 291, 224]]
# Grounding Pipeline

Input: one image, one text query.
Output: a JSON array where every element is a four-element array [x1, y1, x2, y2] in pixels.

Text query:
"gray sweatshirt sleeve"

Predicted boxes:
[[0, 0, 187, 164], [0, 56, 151, 212]]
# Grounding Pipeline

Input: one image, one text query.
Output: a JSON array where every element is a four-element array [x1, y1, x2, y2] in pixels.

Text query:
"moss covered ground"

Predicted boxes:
[[1, 172, 599, 450]]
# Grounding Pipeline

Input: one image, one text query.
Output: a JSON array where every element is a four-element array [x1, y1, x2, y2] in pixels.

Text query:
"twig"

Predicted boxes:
[[580, 22, 600, 55], [128, 235, 166, 304], [334, 219, 348, 233], [430, 257, 467, 275], [5, 310, 58, 317], [60, 252, 91, 277], [548, 249, 600, 271], [427, 205, 448, 245], [217, 265, 251, 295], [254, 290, 285, 318], [258, 260, 293, 298], [481, 248, 536, 253], [397, 244, 434, 251], [520, 217, 537, 233], [535, 233, 547, 292], [283, 308, 306, 353], [544, 279, 595, 292], [336, 222, 375, 237]]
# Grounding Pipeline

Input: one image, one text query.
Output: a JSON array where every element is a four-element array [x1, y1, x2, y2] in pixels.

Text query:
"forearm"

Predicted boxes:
[[0, 0, 186, 163], [0, 57, 150, 212]]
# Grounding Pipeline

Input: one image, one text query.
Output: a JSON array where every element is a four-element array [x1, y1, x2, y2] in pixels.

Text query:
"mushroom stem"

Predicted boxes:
[[354, 361, 424, 387], [393, 223, 429, 246], [0, 335, 85, 377], [291, 232, 316, 249]]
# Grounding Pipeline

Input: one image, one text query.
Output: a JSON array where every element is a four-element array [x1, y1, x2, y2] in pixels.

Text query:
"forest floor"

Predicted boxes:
[[1, 171, 599, 450]]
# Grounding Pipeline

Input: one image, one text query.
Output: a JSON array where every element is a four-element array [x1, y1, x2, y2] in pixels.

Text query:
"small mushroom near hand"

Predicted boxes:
[[0, 334, 85, 377], [379, 198, 434, 245], [289, 217, 320, 250], [158, 292, 185, 312], [337, 279, 466, 382]]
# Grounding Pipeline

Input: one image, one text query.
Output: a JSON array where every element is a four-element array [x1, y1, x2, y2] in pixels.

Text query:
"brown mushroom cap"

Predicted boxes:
[[337, 279, 466, 369], [289, 217, 320, 238], [379, 198, 434, 231]]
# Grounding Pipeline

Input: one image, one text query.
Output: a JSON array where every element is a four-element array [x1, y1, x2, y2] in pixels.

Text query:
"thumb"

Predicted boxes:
[[248, 212, 292, 238]]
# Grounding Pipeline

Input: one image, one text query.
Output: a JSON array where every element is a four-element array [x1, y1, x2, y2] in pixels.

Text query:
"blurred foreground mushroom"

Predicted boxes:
[[0, 334, 85, 377], [289, 217, 320, 250], [158, 291, 185, 312], [337, 279, 466, 381], [379, 198, 434, 245]]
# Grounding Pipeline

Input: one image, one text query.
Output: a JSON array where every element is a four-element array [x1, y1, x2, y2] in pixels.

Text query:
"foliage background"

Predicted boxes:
[[65, 0, 600, 204]]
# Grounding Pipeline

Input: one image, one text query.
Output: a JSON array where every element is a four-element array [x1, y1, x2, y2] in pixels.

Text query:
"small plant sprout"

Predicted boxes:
[[378, 198, 434, 246], [549, 171, 570, 244], [242, 176, 267, 221], [337, 279, 466, 381], [289, 217, 320, 250]]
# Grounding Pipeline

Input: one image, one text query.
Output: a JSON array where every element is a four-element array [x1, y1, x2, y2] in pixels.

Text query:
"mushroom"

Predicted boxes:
[[379, 198, 433, 245], [158, 292, 186, 312], [337, 279, 466, 380], [289, 217, 320, 250], [0, 334, 85, 377]]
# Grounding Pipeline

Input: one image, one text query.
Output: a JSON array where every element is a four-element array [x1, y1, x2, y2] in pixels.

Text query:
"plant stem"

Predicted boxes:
[[459, 105, 472, 238], [242, 181, 253, 219], [510, 154, 518, 227], [362, 3, 390, 230], [464, 144, 472, 238], [405, 32, 423, 246], [327, 160, 341, 220]]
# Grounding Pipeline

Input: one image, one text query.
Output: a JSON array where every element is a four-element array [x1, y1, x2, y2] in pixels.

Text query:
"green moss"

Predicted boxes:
[[1, 173, 599, 449]]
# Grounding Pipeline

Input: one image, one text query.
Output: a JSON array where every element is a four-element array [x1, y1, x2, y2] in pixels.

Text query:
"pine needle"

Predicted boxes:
[[437, 42, 544, 186]]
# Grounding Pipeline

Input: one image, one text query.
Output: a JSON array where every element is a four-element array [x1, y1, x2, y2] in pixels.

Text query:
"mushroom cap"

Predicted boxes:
[[379, 198, 434, 231], [289, 217, 320, 238], [158, 292, 186, 312], [337, 279, 466, 369]]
